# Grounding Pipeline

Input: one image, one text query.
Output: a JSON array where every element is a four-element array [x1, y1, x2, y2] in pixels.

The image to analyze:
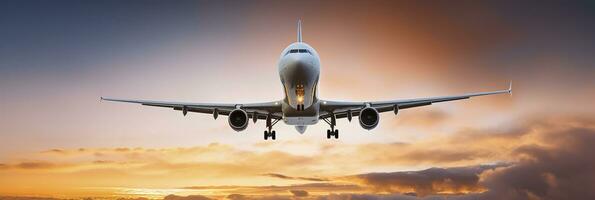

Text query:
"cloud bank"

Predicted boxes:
[[2, 115, 595, 199]]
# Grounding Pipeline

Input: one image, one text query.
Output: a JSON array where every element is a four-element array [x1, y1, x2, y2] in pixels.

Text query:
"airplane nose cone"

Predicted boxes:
[[295, 126, 307, 134]]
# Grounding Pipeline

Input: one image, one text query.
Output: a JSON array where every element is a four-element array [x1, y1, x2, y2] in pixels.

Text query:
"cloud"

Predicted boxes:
[[42, 149, 68, 155], [116, 198, 149, 200], [476, 127, 595, 200], [224, 194, 292, 200], [317, 193, 416, 200], [262, 173, 329, 182], [225, 194, 246, 200], [15, 162, 56, 169], [289, 190, 308, 197], [0, 197, 60, 200], [163, 195, 212, 200], [3, 115, 595, 199], [0, 162, 61, 170], [343, 116, 595, 199], [184, 183, 363, 195], [348, 164, 507, 196]]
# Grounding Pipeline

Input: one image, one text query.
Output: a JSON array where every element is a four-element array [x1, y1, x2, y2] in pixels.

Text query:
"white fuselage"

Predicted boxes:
[[278, 42, 321, 132]]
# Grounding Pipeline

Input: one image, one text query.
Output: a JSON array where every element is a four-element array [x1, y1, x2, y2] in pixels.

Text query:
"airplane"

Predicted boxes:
[[102, 20, 512, 140]]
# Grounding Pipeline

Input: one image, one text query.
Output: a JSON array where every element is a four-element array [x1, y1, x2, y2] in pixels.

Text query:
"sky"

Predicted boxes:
[[1, 0, 595, 199]]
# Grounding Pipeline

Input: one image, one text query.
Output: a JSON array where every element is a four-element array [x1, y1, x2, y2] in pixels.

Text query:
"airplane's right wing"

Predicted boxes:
[[319, 82, 512, 120]]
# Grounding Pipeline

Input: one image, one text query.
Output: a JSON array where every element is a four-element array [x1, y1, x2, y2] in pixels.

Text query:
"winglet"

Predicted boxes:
[[100, 97, 104, 101], [508, 81, 513, 95], [297, 19, 302, 42]]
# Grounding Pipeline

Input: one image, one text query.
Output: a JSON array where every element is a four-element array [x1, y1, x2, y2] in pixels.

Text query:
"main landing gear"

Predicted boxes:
[[327, 129, 339, 139], [264, 114, 280, 140], [323, 113, 339, 139], [264, 130, 276, 140]]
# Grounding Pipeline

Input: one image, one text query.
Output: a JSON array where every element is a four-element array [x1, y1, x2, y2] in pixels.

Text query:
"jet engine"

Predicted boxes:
[[228, 109, 249, 131], [359, 107, 379, 130]]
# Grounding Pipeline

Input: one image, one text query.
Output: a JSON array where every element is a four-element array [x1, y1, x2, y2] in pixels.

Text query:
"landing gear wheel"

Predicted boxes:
[[327, 129, 339, 139], [272, 130, 276, 140], [264, 130, 276, 140]]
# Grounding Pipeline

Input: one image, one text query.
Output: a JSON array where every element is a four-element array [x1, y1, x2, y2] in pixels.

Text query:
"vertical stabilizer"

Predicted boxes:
[[297, 19, 302, 42]]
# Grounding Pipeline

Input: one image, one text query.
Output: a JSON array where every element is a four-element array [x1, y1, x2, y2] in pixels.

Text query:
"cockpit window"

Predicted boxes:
[[286, 49, 311, 55]]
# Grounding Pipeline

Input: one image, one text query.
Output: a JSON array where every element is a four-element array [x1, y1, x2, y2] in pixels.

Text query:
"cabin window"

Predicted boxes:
[[286, 49, 312, 55]]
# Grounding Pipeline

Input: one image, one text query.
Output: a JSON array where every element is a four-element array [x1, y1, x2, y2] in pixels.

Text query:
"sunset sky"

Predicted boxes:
[[1, 1, 595, 200]]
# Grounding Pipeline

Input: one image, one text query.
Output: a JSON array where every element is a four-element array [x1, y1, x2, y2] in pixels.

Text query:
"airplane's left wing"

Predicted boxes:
[[100, 97, 283, 120]]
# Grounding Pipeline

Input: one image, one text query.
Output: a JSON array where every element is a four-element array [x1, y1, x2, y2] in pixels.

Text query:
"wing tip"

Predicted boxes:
[[508, 81, 512, 95]]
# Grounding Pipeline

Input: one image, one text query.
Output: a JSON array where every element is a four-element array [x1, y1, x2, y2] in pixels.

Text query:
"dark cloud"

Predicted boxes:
[[350, 116, 595, 199], [225, 194, 246, 200], [351, 164, 507, 196], [15, 162, 56, 169], [317, 193, 416, 200], [289, 190, 308, 197], [316, 193, 486, 200], [263, 173, 329, 182], [42, 149, 67, 154], [477, 127, 595, 200], [225, 195, 291, 200], [0, 161, 73, 170], [185, 183, 363, 195]]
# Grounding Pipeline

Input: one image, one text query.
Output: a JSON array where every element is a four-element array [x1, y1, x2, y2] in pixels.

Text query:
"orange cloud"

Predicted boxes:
[[1, 115, 594, 199]]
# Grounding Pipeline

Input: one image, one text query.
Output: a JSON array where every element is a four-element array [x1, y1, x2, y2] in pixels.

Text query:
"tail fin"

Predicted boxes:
[[297, 19, 302, 42]]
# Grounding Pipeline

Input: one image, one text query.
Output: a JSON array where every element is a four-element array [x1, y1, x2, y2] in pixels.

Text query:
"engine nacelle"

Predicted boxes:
[[359, 107, 379, 130], [228, 109, 249, 131]]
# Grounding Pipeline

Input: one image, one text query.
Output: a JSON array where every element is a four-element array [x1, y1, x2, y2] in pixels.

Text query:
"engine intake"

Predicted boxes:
[[359, 107, 379, 130], [228, 109, 248, 131]]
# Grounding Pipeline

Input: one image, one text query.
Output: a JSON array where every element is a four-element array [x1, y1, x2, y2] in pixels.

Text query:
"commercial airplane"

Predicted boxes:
[[102, 20, 512, 140]]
